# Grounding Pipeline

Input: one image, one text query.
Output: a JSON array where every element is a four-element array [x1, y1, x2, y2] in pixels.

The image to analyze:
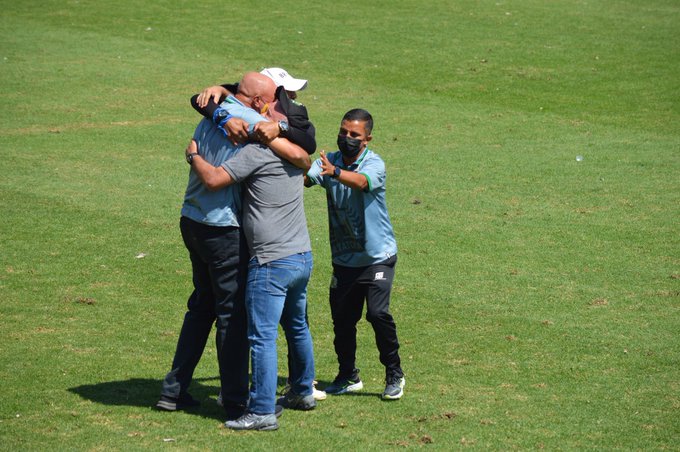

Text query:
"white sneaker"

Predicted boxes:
[[313, 385, 327, 401], [281, 380, 326, 401]]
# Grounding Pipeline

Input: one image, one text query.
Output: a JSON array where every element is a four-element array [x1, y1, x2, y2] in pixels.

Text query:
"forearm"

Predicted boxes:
[[191, 156, 234, 191], [268, 137, 311, 170], [190, 84, 234, 120], [190, 94, 218, 120], [336, 169, 369, 191]]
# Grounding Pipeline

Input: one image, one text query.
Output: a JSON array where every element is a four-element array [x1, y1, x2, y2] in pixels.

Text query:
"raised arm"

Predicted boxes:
[[191, 83, 237, 119], [318, 150, 368, 190], [251, 121, 311, 170], [185, 139, 235, 191], [268, 137, 311, 170]]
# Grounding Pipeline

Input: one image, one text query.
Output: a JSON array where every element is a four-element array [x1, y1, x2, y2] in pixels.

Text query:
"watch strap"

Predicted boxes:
[[278, 120, 289, 137], [186, 152, 199, 164]]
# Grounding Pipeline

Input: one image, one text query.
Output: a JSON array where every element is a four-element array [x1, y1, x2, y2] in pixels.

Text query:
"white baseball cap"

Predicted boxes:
[[260, 67, 308, 92]]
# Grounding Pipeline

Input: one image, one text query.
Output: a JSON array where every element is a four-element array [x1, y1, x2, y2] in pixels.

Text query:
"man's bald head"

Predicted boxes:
[[238, 72, 277, 104]]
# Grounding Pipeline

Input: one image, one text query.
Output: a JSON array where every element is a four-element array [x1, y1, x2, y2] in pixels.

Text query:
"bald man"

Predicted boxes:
[[186, 73, 316, 431], [157, 73, 307, 421]]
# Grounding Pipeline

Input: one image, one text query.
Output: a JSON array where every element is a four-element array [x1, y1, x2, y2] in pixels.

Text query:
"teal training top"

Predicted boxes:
[[307, 148, 397, 267]]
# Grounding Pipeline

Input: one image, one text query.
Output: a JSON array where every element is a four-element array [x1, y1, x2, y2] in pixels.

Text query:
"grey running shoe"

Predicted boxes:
[[325, 376, 364, 395], [277, 392, 317, 410], [155, 394, 200, 411], [382, 376, 405, 400], [216, 392, 283, 419], [225, 412, 279, 431]]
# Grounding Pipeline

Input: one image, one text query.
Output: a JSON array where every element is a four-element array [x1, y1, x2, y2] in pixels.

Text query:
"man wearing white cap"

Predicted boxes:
[[197, 66, 307, 110], [180, 69, 325, 414], [194, 67, 313, 153], [259, 67, 307, 99]]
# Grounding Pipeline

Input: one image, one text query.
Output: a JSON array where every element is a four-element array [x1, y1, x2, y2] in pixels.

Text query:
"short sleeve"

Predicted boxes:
[[359, 155, 386, 191], [220, 98, 268, 125], [306, 158, 325, 187]]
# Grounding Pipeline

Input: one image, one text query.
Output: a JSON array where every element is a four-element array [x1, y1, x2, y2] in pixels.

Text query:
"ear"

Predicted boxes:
[[365, 134, 373, 142]]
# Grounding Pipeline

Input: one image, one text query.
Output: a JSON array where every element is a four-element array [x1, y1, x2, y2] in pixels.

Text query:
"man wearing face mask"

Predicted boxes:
[[304, 109, 405, 400]]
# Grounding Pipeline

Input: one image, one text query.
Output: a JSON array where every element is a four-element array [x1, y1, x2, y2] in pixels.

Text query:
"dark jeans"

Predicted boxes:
[[161, 216, 249, 407], [329, 255, 402, 379]]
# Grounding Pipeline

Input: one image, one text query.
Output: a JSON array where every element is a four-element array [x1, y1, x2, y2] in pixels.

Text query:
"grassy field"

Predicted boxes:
[[1, 0, 678, 450]]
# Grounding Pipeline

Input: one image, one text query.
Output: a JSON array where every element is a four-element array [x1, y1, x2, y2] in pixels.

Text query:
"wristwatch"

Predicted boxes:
[[331, 166, 341, 178], [278, 120, 289, 137], [213, 108, 231, 124], [186, 152, 199, 165]]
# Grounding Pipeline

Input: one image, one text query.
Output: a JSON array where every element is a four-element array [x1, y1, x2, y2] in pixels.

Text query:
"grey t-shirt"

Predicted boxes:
[[222, 143, 311, 264]]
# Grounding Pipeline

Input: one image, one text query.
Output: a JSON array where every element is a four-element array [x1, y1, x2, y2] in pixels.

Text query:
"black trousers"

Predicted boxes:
[[329, 255, 403, 379], [161, 216, 249, 407]]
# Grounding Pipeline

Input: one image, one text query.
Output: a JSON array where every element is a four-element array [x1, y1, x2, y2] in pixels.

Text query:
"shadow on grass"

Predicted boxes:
[[67, 376, 382, 421], [69, 376, 225, 421]]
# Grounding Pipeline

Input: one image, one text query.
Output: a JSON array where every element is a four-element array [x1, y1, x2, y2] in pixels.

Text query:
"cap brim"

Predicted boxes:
[[282, 78, 307, 92]]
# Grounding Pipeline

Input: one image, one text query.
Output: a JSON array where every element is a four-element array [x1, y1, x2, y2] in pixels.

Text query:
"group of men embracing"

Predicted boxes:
[[155, 68, 405, 431]]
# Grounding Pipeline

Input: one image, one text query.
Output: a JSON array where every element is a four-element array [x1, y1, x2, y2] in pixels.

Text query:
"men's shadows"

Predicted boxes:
[[69, 376, 381, 420], [69, 377, 224, 420]]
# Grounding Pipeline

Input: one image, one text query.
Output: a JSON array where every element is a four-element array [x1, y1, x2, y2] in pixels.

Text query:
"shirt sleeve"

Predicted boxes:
[[358, 154, 387, 191], [359, 154, 386, 192], [221, 100, 268, 126], [306, 158, 325, 187]]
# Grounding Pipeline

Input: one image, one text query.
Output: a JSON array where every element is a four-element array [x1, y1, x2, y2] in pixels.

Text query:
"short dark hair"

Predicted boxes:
[[342, 109, 373, 135]]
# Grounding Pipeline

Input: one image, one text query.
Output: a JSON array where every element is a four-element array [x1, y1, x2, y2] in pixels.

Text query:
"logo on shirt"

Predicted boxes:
[[374, 272, 386, 281]]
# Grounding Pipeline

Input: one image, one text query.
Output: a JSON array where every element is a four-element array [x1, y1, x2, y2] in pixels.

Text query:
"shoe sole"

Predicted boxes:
[[156, 400, 200, 411], [155, 400, 177, 411], [227, 424, 279, 431], [225, 420, 279, 431], [326, 380, 364, 395], [381, 389, 404, 400]]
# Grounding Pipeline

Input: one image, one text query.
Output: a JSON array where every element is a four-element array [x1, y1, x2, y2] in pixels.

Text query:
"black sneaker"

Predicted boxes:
[[382, 375, 405, 400], [155, 394, 201, 411], [325, 375, 363, 395], [276, 391, 316, 410], [225, 412, 278, 431]]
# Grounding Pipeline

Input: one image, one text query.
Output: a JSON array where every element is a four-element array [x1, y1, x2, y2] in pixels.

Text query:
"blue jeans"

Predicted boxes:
[[246, 252, 315, 415]]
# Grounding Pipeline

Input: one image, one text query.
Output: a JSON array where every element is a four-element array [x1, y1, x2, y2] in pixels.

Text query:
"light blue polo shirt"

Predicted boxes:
[[181, 96, 267, 226], [307, 148, 397, 267]]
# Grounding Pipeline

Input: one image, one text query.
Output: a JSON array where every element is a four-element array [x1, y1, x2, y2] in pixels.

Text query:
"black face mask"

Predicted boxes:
[[337, 135, 363, 159]]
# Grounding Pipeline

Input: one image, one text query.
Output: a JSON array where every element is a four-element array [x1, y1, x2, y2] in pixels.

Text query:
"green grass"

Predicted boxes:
[[1, 0, 678, 449]]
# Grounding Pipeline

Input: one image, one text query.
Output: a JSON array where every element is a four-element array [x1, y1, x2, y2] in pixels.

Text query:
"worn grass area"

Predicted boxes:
[[1, 0, 678, 449]]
